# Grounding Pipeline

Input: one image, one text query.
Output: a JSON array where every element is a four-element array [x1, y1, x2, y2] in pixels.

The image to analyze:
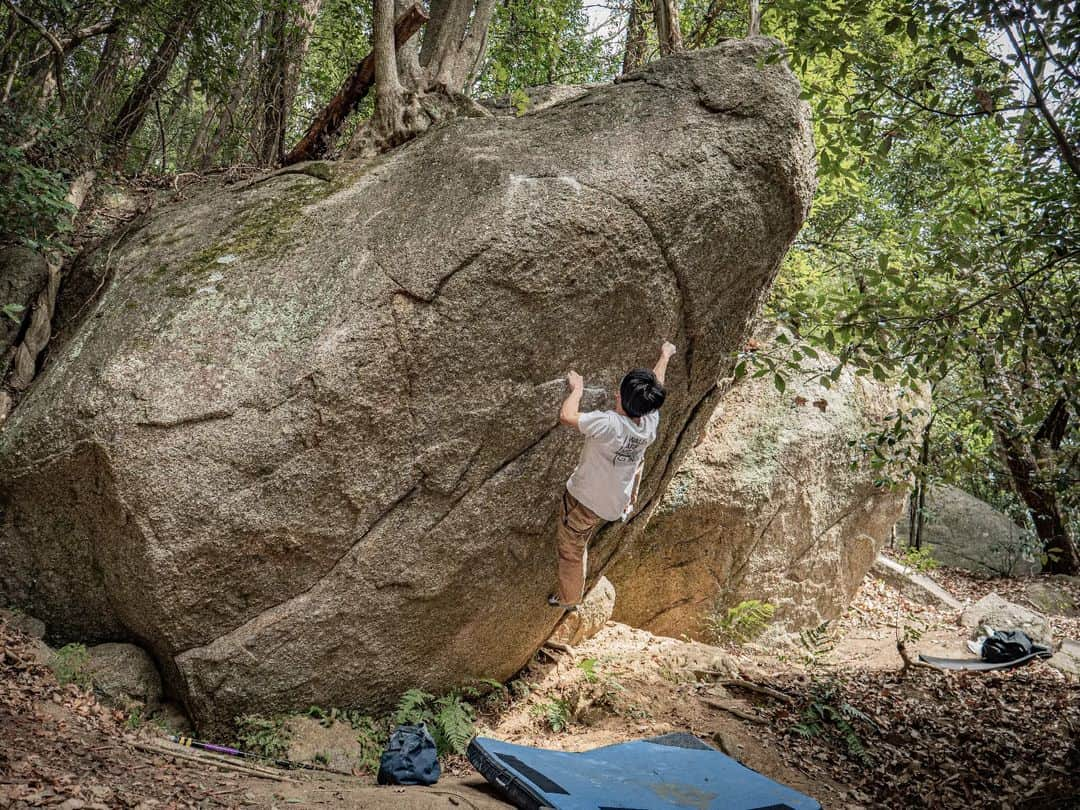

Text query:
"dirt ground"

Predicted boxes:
[[3, 562, 1079, 809]]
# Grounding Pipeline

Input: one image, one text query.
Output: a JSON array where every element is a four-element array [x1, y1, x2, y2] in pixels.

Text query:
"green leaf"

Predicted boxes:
[[774, 373, 786, 393]]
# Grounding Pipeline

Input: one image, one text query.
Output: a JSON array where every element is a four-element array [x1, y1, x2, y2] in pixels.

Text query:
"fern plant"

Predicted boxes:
[[798, 621, 835, 666], [49, 643, 91, 688], [789, 623, 877, 765], [531, 698, 572, 733], [791, 680, 876, 765], [433, 694, 476, 755], [391, 688, 476, 756], [706, 599, 776, 645], [234, 714, 289, 760], [577, 658, 599, 683]]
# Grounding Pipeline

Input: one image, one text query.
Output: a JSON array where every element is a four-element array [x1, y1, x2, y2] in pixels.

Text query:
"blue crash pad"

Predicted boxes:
[[467, 733, 820, 810]]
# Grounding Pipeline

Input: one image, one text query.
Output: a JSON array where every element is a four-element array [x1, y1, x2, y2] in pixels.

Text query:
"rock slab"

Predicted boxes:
[[871, 555, 962, 610], [609, 325, 915, 640], [0, 40, 815, 732]]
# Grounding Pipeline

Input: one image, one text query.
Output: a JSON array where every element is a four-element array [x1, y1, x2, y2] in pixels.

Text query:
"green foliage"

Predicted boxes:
[[304, 705, 387, 773], [798, 622, 835, 667], [126, 705, 144, 730], [350, 713, 388, 774], [791, 679, 876, 766], [899, 546, 939, 574], [234, 714, 289, 760], [2, 304, 25, 324], [475, 0, 617, 97], [392, 688, 476, 756], [577, 657, 599, 683], [706, 599, 776, 645], [0, 110, 76, 252], [791, 621, 877, 764], [759, 0, 1080, 565], [49, 643, 91, 689], [532, 698, 572, 733]]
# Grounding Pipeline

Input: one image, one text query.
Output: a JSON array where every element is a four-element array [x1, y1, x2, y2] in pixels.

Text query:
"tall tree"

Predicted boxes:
[[106, 0, 206, 165], [653, 0, 682, 55], [253, 0, 322, 166], [623, 0, 648, 73]]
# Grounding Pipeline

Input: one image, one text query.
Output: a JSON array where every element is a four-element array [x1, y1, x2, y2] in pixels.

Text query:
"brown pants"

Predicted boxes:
[[555, 489, 606, 604]]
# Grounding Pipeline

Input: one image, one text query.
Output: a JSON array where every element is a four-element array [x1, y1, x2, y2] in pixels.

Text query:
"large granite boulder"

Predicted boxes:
[[895, 485, 1040, 577], [0, 40, 814, 732], [609, 326, 915, 640]]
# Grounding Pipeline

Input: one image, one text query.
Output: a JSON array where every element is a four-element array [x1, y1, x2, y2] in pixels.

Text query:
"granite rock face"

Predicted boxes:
[[0, 40, 815, 731], [895, 485, 1040, 577], [609, 326, 915, 640]]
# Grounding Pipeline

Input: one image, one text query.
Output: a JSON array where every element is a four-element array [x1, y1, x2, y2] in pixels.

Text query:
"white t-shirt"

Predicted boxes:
[[566, 409, 660, 522]]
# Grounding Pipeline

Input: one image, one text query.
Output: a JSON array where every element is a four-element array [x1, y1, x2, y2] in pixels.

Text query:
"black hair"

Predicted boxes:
[[620, 368, 666, 418]]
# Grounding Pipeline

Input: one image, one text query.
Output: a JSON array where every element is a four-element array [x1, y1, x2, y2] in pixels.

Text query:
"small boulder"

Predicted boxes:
[[0, 607, 46, 639], [1025, 582, 1078, 617], [1047, 639, 1080, 679], [959, 592, 1053, 647], [151, 701, 193, 734], [550, 577, 616, 647], [85, 643, 163, 710]]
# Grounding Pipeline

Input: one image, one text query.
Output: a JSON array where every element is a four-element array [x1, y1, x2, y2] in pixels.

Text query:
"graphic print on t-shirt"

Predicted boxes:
[[612, 434, 646, 466]]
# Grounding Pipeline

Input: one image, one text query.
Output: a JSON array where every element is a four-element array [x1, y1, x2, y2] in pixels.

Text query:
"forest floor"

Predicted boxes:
[[2, 561, 1078, 810]]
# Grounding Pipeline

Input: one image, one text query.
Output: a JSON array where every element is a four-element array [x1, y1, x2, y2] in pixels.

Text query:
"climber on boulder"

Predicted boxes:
[[549, 340, 677, 610]]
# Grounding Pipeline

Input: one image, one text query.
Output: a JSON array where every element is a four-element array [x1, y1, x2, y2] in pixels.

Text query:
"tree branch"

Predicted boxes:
[[2, 0, 65, 105], [1003, 21, 1080, 179]]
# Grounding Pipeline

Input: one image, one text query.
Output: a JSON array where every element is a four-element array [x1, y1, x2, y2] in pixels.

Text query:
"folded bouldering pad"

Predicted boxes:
[[467, 733, 820, 810], [918, 651, 1052, 671]]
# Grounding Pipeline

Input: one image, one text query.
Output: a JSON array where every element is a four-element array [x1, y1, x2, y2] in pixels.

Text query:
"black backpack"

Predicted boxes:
[[981, 629, 1036, 663], [377, 724, 441, 786]]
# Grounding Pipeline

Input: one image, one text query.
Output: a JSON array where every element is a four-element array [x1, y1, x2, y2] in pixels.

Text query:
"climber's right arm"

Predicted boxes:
[[559, 370, 584, 428]]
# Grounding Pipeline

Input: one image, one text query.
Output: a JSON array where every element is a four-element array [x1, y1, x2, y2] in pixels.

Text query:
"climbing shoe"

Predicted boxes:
[[547, 594, 578, 612]]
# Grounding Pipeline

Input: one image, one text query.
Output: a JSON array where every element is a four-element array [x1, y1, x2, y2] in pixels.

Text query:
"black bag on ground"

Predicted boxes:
[[981, 629, 1035, 663], [377, 723, 440, 786]]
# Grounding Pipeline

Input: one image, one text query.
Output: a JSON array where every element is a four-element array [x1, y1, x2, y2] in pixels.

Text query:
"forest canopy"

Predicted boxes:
[[1, 0, 1077, 571]]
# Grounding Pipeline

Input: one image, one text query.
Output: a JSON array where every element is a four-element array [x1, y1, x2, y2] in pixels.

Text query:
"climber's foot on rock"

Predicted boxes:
[[547, 594, 578, 612]]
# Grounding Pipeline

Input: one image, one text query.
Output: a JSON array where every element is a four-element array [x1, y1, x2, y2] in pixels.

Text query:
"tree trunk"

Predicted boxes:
[[106, 0, 204, 166], [622, 0, 647, 74], [994, 408, 1079, 575], [201, 41, 257, 169], [253, 0, 321, 166], [283, 3, 428, 165], [84, 23, 126, 140], [748, 0, 761, 36], [413, 0, 496, 91], [908, 418, 931, 550], [653, 0, 682, 56]]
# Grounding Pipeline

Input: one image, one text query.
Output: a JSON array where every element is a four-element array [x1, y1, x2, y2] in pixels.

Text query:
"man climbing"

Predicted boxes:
[[550, 340, 677, 610]]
